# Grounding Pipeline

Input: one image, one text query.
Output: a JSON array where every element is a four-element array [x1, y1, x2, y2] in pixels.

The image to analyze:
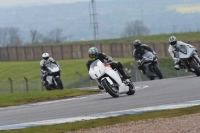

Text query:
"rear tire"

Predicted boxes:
[[126, 82, 135, 95], [190, 59, 200, 76], [102, 79, 119, 98], [149, 77, 155, 80], [153, 64, 163, 79]]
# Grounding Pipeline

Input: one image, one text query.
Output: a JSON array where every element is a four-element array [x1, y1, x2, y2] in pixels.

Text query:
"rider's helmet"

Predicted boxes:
[[88, 47, 98, 60], [42, 53, 49, 60], [169, 36, 177, 47], [133, 39, 142, 49]]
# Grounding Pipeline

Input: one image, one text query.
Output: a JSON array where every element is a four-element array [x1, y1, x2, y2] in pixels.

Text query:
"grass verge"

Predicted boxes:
[[0, 89, 101, 107], [1, 105, 200, 133]]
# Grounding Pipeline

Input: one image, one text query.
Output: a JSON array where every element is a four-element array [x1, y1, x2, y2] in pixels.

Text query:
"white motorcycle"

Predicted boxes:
[[178, 44, 200, 76], [89, 59, 135, 98], [45, 63, 63, 91]]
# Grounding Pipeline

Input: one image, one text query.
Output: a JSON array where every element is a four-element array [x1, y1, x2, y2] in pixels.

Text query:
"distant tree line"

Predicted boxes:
[[0, 20, 149, 47], [0, 27, 21, 47], [0, 27, 69, 47], [122, 20, 150, 37]]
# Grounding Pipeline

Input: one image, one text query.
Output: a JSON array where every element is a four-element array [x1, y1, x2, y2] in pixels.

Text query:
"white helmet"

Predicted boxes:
[[42, 53, 49, 60], [169, 36, 177, 47]]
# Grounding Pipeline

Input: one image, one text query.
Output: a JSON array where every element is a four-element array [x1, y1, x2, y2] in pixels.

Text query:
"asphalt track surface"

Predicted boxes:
[[0, 76, 200, 127]]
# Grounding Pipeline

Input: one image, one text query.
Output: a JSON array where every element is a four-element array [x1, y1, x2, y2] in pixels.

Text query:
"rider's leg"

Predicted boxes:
[[111, 61, 131, 79], [138, 64, 146, 74], [42, 73, 48, 86]]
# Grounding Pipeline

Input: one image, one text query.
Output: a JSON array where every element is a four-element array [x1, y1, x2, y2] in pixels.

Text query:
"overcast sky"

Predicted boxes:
[[0, 0, 105, 7]]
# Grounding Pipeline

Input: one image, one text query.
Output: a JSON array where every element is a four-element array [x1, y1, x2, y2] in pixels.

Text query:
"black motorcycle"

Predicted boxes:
[[140, 52, 163, 80]]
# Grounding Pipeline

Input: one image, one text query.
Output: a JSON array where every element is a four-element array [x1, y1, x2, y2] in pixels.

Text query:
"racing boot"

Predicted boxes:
[[98, 85, 104, 90], [138, 65, 146, 75], [118, 69, 131, 79]]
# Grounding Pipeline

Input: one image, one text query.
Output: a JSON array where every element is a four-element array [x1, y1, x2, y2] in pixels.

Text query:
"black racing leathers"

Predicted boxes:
[[133, 44, 154, 74], [86, 52, 130, 79], [133, 44, 154, 61]]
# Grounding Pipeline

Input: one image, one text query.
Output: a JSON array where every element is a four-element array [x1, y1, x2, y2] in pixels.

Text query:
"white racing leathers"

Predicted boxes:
[[168, 41, 200, 69], [40, 57, 60, 78]]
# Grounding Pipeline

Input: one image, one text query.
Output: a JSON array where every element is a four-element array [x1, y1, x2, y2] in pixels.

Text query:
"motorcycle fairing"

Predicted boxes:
[[89, 60, 106, 79], [179, 45, 195, 59]]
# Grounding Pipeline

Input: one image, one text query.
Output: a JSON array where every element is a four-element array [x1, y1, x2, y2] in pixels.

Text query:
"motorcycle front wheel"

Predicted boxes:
[[102, 79, 119, 98], [55, 77, 64, 89], [153, 64, 163, 79], [45, 85, 52, 91]]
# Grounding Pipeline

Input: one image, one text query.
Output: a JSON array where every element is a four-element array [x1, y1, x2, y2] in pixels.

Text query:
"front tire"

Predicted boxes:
[[55, 77, 63, 89], [153, 64, 163, 79], [102, 79, 119, 98], [190, 59, 200, 76], [45, 85, 52, 91]]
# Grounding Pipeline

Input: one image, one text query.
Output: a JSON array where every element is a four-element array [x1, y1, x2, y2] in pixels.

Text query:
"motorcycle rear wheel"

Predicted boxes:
[[126, 82, 135, 95], [190, 59, 200, 76]]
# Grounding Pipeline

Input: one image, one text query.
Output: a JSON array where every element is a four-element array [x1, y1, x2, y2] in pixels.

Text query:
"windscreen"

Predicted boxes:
[[179, 45, 187, 54], [90, 59, 99, 68]]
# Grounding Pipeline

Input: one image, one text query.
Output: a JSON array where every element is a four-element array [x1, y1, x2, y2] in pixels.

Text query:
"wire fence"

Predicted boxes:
[[0, 65, 194, 95]]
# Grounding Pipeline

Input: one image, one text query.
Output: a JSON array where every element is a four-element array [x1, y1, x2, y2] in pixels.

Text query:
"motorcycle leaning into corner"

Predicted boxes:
[[44, 63, 63, 91], [176, 45, 200, 76], [89, 59, 135, 98], [140, 52, 163, 80]]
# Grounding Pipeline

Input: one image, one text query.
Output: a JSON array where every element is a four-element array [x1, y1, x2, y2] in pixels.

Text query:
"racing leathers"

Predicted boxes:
[[168, 41, 200, 70], [40, 57, 60, 86], [86, 52, 131, 80], [133, 44, 155, 74]]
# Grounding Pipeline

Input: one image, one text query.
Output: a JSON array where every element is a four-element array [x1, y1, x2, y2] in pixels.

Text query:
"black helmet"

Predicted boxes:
[[169, 36, 177, 47], [42, 53, 49, 60], [88, 47, 98, 60], [133, 39, 141, 49]]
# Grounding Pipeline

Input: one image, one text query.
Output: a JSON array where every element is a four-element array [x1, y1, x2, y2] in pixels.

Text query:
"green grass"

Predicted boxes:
[[37, 31, 200, 46], [0, 89, 100, 107], [1, 105, 200, 133]]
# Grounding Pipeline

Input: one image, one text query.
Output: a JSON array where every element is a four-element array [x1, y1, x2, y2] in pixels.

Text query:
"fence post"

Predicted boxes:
[[76, 71, 84, 88], [130, 63, 142, 82], [8, 78, 13, 94], [24, 77, 29, 92], [41, 83, 44, 91]]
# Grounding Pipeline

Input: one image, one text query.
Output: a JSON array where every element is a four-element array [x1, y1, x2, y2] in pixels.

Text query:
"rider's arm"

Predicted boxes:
[[40, 60, 47, 74], [101, 52, 113, 61], [49, 57, 60, 67], [86, 60, 91, 71], [168, 46, 179, 62], [133, 49, 140, 62], [178, 41, 196, 50], [142, 44, 154, 53]]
